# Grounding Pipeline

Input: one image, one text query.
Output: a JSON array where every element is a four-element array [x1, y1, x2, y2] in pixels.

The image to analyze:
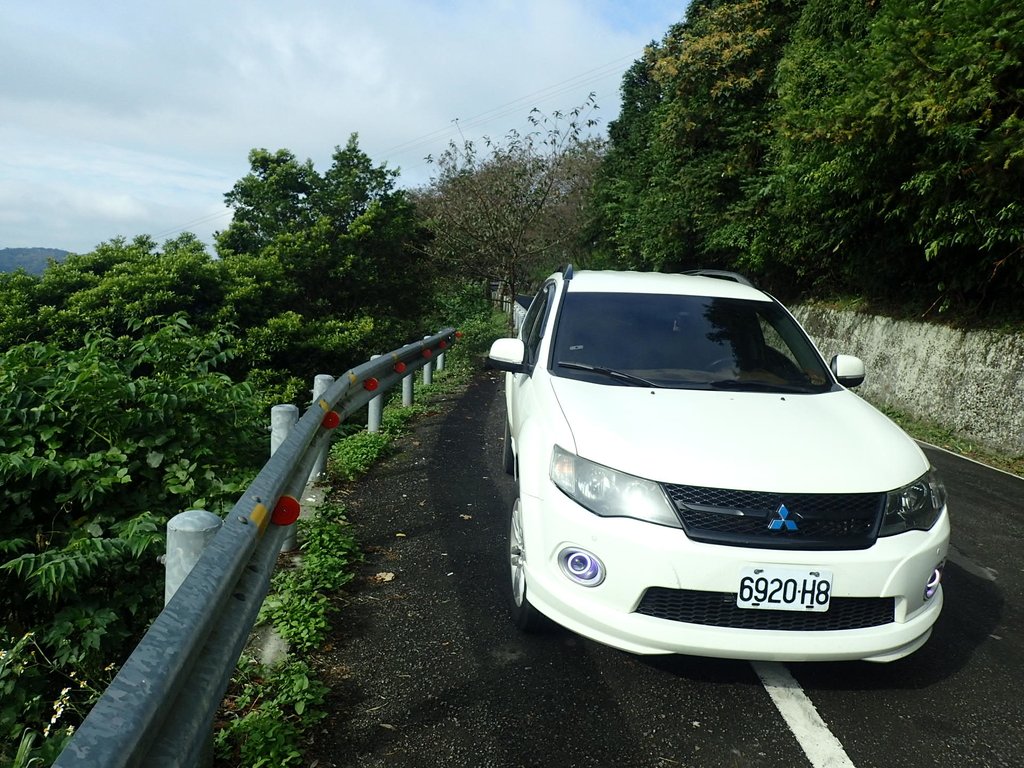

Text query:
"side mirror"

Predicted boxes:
[[830, 354, 866, 388], [487, 338, 527, 374]]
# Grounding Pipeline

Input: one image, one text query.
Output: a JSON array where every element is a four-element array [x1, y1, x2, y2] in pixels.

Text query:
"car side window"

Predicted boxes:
[[519, 290, 545, 343], [522, 284, 554, 367]]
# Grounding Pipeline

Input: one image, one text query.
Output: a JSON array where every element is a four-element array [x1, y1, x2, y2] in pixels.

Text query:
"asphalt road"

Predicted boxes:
[[305, 370, 1024, 768]]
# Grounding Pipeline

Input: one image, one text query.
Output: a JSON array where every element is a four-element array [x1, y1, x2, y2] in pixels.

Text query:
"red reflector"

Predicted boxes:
[[422, 349, 433, 359], [363, 378, 379, 392], [439, 340, 447, 349], [394, 361, 407, 373], [455, 331, 464, 338], [321, 411, 341, 429], [272, 495, 301, 526]]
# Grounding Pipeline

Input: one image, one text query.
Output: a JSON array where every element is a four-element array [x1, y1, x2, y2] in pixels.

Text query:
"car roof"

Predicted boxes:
[[559, 269, 771, 302]]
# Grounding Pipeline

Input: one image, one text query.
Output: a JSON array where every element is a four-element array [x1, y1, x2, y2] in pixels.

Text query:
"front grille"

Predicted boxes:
[[636, 587, 895, 631], [662, 484, 884, 550]]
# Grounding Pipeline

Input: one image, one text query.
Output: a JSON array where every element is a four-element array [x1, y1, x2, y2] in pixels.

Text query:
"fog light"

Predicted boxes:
[[924, 562, 944, 600], [558, 547, 605, 587]]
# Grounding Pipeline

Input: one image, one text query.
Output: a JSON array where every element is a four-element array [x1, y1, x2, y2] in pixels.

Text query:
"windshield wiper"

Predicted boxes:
[[709, 378, 817, 394], [557, 361, 661, 388]]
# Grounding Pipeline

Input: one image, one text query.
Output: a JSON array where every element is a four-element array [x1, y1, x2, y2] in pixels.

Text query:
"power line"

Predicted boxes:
[[151, 208, 232, 242], [156, 47, 645, 242], [379, 51, 638, 158]]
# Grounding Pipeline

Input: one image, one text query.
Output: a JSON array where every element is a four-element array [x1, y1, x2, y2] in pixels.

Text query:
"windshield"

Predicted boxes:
[[550, 292, 834, 393]]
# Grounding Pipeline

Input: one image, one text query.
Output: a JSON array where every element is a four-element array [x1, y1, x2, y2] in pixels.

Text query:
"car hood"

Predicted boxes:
[[549, 378, 928, 493]]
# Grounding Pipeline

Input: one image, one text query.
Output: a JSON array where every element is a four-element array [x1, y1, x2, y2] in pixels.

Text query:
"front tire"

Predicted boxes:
[[508, 497, 544, 631]]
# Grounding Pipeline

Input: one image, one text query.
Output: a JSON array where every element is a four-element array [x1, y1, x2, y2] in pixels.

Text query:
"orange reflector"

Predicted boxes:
[[249, 502, 270, 532], [363, 378, 379, 392], [272, 496, 301, 526], [321, 411, 341, 429]]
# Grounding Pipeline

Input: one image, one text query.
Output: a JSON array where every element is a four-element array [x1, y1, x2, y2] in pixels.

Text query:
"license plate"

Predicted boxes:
[[737, 566, 833, 612]]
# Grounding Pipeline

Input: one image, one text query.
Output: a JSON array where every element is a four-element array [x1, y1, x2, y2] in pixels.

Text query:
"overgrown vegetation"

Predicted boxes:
[[214, 504, 356, 768], [216, 337, 483, 767], [0, 132, 487, 764], [0, 319, 263, 764], [587, 0, 1024, 323]]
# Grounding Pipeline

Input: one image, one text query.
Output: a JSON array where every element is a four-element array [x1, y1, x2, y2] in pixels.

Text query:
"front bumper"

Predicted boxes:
[[520, 487, 950, 662]]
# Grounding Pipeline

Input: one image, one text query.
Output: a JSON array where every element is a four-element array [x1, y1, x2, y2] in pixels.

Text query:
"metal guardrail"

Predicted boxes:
[[54, 329, 458, 767]]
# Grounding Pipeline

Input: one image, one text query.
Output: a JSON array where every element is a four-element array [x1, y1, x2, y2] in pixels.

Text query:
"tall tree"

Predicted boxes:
[[587, 0, 802, 273], [586, 46, 668, 269], [215, 136, 430, 394], [418, 97, 604, 300], [750, 0, 896, 294]]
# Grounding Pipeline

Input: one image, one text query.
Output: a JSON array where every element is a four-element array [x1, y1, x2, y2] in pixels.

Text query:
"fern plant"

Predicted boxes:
[[0, 318, 264, 763]]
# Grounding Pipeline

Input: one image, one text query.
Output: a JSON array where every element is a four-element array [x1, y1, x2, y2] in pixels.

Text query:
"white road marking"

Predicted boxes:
[[947, 543, 998, 582], [916, 439, 1024, 482], [752, 661, 856, 768]]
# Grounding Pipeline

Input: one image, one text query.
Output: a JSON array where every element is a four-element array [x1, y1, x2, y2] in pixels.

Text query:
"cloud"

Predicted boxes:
[[0, 0, 685, 253]]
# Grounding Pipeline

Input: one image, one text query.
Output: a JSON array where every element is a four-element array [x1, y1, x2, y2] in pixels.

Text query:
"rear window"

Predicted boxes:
[[549, 292, 833, 393]]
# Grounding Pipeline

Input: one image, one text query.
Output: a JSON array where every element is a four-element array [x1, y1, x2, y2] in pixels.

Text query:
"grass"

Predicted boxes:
[[327, 352, 476, 483], [215, 346, 481, 767], [871, 399, 1024, 478]]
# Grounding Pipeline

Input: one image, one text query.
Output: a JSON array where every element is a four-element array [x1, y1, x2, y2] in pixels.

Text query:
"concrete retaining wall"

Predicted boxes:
[[792, 305, 1024, 456]]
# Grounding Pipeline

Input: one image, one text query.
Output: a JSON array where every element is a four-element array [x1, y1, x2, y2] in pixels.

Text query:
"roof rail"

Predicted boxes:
[[682, 269, 755, 288]]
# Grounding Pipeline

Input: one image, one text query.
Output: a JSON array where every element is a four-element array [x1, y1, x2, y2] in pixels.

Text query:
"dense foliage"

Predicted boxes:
[[0, 234, 226, 349], [588, 0, 1024, 318], [217, 135, 432, 400], [0, 136, 451, 765], [0, 321, 263, 762]]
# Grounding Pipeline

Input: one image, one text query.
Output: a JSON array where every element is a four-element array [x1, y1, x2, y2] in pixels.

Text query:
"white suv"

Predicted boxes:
[[487, 267, 949, 662]]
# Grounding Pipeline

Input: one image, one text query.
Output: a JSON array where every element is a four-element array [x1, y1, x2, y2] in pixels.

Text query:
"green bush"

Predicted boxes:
[[257, 505, 359, 653], [327, 431, 393, 482], [214, 658, 327, 768], [0, 318, 263, 763], [424, 280, 510, 362], [217, 504, 357, 766]]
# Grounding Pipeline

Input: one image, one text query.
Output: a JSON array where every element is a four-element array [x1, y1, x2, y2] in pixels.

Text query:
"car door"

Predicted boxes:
[[507, 281, 557, 448]]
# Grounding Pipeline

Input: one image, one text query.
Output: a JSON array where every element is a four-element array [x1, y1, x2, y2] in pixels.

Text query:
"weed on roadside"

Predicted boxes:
[[873, 401, 1024, 477]]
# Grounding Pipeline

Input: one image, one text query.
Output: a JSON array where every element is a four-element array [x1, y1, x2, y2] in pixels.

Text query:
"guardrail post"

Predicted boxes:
[[309, 374, 335, 482], [402, 370, 414, 406], [368, 355, 383, 433], [423, 335, 434, 386], [271, 404, 299, 455], [271, 404, 300, 552], [437, 349, 446, 371], [165, 509, 222, 606]]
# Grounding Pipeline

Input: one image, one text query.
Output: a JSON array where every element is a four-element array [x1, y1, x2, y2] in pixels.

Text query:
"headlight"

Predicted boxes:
[[880, 468, 947, 536], [549, 445, 680, 528]]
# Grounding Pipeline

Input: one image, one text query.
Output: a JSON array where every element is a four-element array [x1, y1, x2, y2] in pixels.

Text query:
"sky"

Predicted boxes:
[[0, 1, 686, 255]]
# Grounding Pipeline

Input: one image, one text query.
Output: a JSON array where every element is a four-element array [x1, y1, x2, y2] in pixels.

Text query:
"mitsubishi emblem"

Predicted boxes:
[[768, 503, 798, 531]]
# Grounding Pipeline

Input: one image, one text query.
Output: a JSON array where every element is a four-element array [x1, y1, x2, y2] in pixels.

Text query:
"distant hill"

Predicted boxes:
[[0, 247, 72, 275]]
